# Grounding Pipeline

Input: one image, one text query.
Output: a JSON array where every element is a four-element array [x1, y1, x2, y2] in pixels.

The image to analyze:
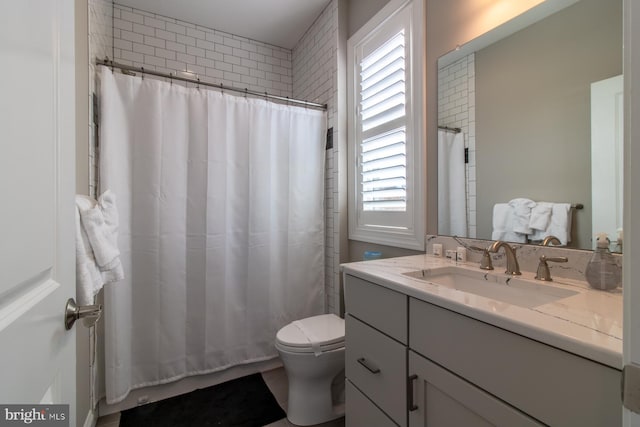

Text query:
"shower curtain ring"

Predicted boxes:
[[141, 67, 145, 80], [105, 56, 113, 72], [197, 78, 200, 90], [220, 83, 223, 94], [244, 88, 248, 99], [264, 92, 268, 102], [169, 72, 173, 85]]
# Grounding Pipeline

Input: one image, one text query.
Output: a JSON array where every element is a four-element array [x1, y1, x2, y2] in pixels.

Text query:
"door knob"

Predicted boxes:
[[64, 298, 102, 330]]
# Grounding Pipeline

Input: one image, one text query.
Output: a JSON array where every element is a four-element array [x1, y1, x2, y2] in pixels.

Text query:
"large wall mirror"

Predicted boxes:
[[437, 0, 622, 252]]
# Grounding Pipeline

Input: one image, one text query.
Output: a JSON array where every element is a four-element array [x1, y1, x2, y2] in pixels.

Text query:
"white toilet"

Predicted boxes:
[[275, 313, 345, 426]]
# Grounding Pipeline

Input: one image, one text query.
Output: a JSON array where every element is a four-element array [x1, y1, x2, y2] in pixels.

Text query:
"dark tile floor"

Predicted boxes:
[[95, 367, 345, 427]]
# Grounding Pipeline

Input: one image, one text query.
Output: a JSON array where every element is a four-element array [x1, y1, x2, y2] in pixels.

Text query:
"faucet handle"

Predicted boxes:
[[469, 246, 494, 270], [535, 255, 568, 281]]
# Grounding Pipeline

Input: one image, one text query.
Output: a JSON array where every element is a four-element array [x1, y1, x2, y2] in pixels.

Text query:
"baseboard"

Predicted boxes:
[[98, 357, 283, 416], [82, 408, 97, 427]]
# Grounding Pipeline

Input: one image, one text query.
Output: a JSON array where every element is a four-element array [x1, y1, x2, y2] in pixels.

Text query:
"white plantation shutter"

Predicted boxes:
[[361, 32, 406, 132], [360, 31, 407, 212], [361, 128, 406, 211], [348, 0, 425, 250]]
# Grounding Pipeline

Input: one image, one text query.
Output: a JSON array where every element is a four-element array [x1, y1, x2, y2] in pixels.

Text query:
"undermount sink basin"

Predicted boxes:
[[403, 266, 578, 308]]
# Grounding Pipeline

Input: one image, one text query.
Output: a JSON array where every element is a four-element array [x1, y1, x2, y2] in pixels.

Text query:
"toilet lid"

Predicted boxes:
[[276, 314, 345, 350]]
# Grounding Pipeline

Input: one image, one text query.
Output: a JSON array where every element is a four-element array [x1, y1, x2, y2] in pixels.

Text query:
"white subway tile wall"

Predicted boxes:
[[112, 4, 293, 97], [292, 0, 340, 315], [437, 54, 477, 237], [89, 0, 113, 198]]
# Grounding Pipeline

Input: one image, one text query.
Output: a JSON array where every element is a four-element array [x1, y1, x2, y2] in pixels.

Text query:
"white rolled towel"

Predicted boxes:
[[529, 202, 553, 231], [508, 198, 536, 235], [492, 203, 527, 243]]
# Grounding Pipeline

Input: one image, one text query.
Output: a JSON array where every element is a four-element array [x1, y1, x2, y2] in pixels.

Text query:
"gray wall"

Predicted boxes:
[[475, 0, 622, 248], [347, 0, 391, 38], [346, 0, 420, 260]]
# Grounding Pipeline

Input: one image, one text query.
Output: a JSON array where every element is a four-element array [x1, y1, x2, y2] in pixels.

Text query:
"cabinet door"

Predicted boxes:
[[409, 298, 621, 426], [408, 351, 543, 427]]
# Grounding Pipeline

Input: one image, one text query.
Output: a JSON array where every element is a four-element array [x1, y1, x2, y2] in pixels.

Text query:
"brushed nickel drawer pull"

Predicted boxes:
[[357, 357, 381, 374], [408, 374, 418, 411]]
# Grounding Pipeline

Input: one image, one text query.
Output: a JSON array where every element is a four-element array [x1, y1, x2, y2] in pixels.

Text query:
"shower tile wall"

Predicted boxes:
[[111, 4, 292, 97], [438, 54, 477, 237], [89, 0, 113, 198], [292, 0, 342, 315]]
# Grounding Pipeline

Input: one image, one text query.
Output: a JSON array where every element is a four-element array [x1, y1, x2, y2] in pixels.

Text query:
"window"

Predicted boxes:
[[347, 0, 425, 250]]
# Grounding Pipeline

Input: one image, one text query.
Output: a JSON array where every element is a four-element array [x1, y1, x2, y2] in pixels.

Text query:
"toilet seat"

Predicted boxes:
[[276, 314, 345, 354]]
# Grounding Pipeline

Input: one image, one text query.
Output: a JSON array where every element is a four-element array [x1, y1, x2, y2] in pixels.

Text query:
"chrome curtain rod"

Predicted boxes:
[[96, 58, 328, 111], [438, 125, 462, 134]]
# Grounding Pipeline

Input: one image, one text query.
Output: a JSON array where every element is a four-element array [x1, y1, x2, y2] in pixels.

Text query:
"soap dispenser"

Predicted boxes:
[[585, 233, 621, 290]]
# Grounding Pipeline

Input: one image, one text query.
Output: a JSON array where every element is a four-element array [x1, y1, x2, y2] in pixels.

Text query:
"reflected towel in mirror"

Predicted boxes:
[[491, 203, 527, 243], [508, 198, 536, 234], [529, 203, 572, 245], [529, 202, 553, 231]]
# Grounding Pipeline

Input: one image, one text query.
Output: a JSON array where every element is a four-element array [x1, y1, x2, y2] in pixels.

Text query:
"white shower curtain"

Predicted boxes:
[[98, 66, 326, 404], [438, 129, 468, 236]]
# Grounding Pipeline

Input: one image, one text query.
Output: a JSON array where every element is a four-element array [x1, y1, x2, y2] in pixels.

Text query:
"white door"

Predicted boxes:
[[591, 75, 623, 249], [0, 0, 76, 424]]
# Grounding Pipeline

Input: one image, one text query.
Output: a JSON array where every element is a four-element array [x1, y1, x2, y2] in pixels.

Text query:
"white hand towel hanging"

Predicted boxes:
[[75, 190, 124, 305], [80, 190, 121, 271], [76, 196, 103, 305]]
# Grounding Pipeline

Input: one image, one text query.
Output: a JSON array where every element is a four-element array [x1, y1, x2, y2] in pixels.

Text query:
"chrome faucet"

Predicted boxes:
[[487, 241, 521, 275], [541, 236, 561, 246]]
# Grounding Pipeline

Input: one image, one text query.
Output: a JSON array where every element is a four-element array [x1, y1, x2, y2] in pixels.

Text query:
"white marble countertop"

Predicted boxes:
[[341, 254, 623, 370]]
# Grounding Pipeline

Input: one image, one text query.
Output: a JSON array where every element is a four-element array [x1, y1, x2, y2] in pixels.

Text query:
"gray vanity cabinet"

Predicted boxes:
[[408, 350, 542, 427], [409, 298, 621, 427], [344, 273, 622, 427]]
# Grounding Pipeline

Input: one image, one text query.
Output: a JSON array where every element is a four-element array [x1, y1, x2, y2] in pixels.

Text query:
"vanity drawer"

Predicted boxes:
[[346, 314, 407, 427], [409, 298, 621, 427], [344, 273, 407, 343], [346, 380, 397, 427]]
